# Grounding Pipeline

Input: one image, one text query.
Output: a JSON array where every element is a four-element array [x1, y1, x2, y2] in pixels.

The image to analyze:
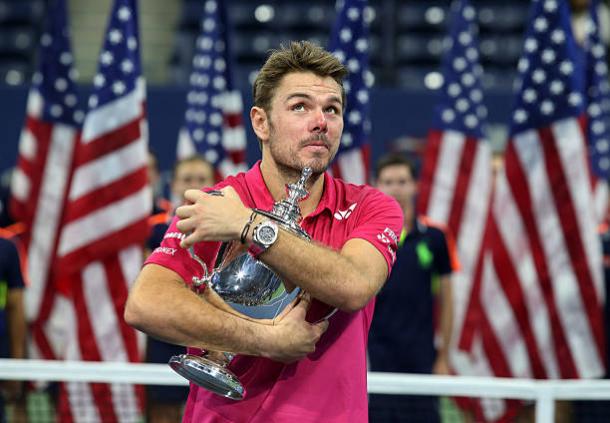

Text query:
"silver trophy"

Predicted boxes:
[[170, 167, 324, 400]]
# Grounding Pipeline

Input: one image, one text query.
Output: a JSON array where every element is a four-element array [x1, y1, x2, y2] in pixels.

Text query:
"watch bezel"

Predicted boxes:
[[250, 220, 278, 257]]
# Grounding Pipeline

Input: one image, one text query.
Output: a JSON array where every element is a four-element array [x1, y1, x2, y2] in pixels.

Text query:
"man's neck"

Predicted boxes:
[[259, 160, 325, 217], [403, 204, 414, 233]]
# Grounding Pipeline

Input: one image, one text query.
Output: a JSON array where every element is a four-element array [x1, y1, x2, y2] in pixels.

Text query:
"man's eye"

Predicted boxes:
[[325, 106, 340, 114], [292, 104, 305, 111]]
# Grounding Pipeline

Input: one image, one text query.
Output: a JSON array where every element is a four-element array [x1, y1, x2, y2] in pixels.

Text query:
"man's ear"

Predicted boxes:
[[250, 106, 269, 142]]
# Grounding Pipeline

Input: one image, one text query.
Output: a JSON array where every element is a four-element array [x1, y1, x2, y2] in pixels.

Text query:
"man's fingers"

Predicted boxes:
[[183, 189, 205, 203], [220, 186, 238, 199], [175, 204, 194, 219], [180, 233, 197, 249], [285, 293, 310, 321], [298, 293, 312, 309], [314, 319, 329, 335], [175, 218, 196, 234]]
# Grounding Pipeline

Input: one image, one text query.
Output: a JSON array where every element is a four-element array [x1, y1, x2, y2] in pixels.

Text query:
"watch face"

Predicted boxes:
[[258, 225, 277, 244]]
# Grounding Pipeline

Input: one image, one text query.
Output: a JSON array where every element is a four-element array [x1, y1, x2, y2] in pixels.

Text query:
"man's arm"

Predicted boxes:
[[176, 187, 402, 312], [433, 275, 453, 375], [6, 288, 25, 361], [124, 264, 328, 363], [248, 228, 388, 312]]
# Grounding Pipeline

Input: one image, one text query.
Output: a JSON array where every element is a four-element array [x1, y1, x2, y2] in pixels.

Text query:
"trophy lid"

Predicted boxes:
[[262, 167, 312, 237]]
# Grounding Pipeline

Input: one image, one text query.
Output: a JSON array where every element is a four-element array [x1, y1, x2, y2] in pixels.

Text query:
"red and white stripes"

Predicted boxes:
[[418, 129, 493, 373], [489, 117, 604, 380]]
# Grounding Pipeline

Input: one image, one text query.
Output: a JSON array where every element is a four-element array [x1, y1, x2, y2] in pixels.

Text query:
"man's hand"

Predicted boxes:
[[433, 354, 451, 375], [176, 186, 251, 248], [263, 294, 329, 363]]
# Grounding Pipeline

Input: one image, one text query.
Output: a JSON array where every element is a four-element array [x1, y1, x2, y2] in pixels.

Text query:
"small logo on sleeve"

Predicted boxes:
[[152, 246, 177, 256], [164, 232, 186, 241], [377, 228, 398, 263]]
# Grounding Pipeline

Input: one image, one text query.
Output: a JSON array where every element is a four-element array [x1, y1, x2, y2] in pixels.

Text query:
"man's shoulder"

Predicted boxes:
[[331, 177, 393, 204], [417, 216, 460, 271], [415, 217, 450, 251], [215, 171, 248, 188], [0, 237, 17, 255], [418, 216, 448, 237], [0, 237, 23, 279]]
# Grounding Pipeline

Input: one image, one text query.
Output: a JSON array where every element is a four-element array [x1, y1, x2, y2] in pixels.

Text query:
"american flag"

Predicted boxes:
[[176, 0, 247, 178], [54, 0, 149, 420], [417, 0, 493, 371], [10, 0, 82, 361], [415, 1, 500, 418], [460, 0, 605, 420], [327, 0, 372, 185], [585, 0, 610, 222]]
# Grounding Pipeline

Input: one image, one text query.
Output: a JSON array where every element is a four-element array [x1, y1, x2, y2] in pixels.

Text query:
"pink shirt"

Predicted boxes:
[[145, 163, 403, 423]]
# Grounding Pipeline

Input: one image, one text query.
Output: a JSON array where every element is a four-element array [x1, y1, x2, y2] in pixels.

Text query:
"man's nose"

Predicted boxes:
[[310, 108, 328, 133]]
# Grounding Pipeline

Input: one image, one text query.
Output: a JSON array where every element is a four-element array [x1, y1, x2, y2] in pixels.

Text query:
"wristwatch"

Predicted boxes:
[[249, 219, 279, 257]]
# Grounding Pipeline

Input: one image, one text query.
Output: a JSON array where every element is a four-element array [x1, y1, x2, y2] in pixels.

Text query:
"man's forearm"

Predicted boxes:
[[125, 264, 327, 363], [7, 290, 26, 359], [250, 222, 387, 312], [438, 277, 453, 358], [125, 265, 275, 356]]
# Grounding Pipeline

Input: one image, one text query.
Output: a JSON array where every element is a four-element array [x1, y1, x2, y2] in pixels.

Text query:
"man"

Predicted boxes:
[[368, 153, 457, 423], [0, 234, 27, 423], [125, 41, 403, 423]]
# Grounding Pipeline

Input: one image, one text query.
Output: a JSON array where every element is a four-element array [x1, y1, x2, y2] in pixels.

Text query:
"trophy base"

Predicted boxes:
[[169, 354, 244, 400]]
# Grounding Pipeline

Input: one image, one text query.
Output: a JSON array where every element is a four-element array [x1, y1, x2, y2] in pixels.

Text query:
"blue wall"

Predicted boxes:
[[0, 84, 513, 175]]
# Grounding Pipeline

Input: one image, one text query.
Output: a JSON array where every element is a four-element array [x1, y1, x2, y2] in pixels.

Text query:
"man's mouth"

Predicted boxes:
[[301, 136, 330, 150], [306, 141, 328, 148]]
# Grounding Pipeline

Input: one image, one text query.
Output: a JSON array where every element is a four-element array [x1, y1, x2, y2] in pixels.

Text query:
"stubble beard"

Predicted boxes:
[[267, 126, 338, 181]]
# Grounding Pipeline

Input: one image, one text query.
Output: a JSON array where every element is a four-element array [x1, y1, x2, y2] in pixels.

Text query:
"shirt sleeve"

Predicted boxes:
[[2, 239, 25, 290], [347, 189, 404, 275], [144, 216, 221, 288]]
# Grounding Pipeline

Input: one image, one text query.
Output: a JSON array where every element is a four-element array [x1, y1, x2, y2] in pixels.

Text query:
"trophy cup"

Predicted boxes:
[[169, 167, 326, 400]]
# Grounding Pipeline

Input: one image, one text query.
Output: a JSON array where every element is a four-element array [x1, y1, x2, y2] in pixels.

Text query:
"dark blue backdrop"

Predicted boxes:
[[0, 84, 513, 175]]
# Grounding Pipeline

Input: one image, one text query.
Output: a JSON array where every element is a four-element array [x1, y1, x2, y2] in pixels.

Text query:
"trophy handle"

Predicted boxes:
[[315, 307, 338, 323], [287, 291, 339, 324]]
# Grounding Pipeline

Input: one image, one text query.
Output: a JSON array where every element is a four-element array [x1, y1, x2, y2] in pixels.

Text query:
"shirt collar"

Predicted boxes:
[[244, 161, 337, 218]]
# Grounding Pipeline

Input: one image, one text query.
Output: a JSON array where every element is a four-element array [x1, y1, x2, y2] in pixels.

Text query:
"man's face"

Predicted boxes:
[[376, 164, 417, 209], [172, 160, 215, 199], [255, 72, 344, 175]]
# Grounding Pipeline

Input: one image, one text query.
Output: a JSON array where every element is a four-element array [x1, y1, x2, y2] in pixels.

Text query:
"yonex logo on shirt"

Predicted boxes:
[[334, 203, 357, 220], [164, 232, 186, 241], [377, 227, 398, 264], [153, 246, 177, 256]]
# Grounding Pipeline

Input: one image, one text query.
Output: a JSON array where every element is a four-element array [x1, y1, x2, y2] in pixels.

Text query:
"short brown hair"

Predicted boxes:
[[171, 154, 214, 181], [375, 153, 417, 180], [252, 40, 348, 113]]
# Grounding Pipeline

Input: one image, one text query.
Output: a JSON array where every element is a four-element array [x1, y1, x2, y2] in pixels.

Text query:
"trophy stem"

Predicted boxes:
[[169, 353, 245, 400]]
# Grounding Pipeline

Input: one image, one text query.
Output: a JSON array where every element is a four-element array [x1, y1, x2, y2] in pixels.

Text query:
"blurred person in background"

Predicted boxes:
[[0, 232, 26, 422], [169, 154, 215, 210], [144, 153, 215, 423], [147, 149, 172, 215], [368, 153, 458, 423]]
